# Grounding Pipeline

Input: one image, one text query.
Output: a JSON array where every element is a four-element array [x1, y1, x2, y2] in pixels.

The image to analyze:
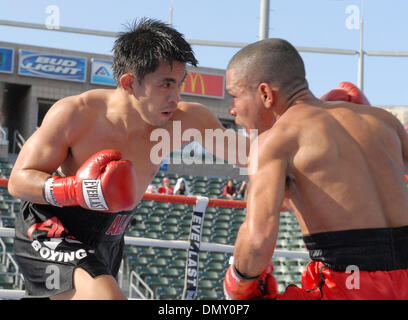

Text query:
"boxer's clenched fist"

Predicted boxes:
[[43, 149, 137, 212]]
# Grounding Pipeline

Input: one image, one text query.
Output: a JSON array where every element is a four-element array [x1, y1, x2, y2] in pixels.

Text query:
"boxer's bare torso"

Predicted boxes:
[[275, 100, 408, 234], [9, 62, 242, 207], [235, 95, 408, 276]]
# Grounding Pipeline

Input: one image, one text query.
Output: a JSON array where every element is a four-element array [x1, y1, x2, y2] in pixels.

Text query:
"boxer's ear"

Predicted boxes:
[[120, 73, 135, 94], [257, 83, 274, 109]]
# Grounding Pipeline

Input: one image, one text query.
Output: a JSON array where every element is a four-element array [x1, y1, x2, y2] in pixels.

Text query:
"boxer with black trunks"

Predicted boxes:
[[8, 18, 248, 300], [223, 38, 408, 300]]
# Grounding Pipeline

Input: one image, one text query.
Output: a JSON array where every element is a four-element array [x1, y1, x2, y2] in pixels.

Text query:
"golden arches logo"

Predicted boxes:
[[181, 72, 206, 95]]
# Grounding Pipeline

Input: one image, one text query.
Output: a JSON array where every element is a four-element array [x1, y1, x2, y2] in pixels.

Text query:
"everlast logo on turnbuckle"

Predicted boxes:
[[82, 179, 109, 211]]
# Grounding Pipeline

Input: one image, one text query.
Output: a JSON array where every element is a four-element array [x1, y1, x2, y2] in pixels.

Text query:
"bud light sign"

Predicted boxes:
[[19, 50, 87, 82], [0, 47, 14, 73]]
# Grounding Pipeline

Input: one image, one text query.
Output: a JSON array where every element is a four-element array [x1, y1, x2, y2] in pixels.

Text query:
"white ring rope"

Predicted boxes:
[[0, 289, 25, 300], [0, 227, 309, 300], [1, 227, 309, 258]]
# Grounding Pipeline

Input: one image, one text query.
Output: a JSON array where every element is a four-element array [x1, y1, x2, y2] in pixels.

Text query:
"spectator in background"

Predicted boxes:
[[222, 179, 237, 199], [157, 177, 174, 195], [237, 180, 248, 200], [173, 177, 191, 196], [146, 184, 157, 193]]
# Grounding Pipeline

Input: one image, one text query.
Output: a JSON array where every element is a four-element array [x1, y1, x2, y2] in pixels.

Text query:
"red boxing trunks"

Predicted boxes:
[[277, 226, 408, 300], [13, 201, 134, 298]]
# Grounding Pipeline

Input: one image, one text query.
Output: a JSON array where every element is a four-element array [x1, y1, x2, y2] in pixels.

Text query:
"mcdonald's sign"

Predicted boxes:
[[181, 72, 224, 99]]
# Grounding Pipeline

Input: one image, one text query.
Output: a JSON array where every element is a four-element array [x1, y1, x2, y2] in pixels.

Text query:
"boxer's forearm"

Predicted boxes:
[[233, 222, 275, 278], [8, 168, 50, 204]]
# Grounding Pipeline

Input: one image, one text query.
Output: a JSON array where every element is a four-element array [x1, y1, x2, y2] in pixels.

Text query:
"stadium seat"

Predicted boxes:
[[215, 215, 231, 224], [144, 231, 158, 239], [155, 202, 172, 209], [148, 258, 168, 268], [213, 229, 229, 237], [211, 236, 228, 244], [139, 200, 155, 208], [161, 225, 178, 234], [145, 276, 169, 291], [1, 237, 14, 252], [155, 286, 178, 300], [139, 247, 156, 257], [213, 222, 229, 230], [135, 207, 150, 215], [172, 249, 187, 259], [162, 217, 178, 226], [145, 224, 162, 232], [0, 274, 14, 289], [135, 266, 159, 278], [162, 233, 176, 240], [171, 258, 187, 269], [198, 279, 214, 290], [200, 271, 219, 281], [159, 267, 181, 279], [197, 289, 218, 300], [127, 256, 149, 267], [207, 252, 225, 263], [172, 203, 187, 210], [193, 181, 207, 188], [154, 248, 172, 259], [204, 262, 224, 272], [168, 278, 185, 289]]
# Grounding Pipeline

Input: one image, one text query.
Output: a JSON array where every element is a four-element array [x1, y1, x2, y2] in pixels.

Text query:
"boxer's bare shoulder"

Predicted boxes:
[[173, 101, 220, 126], [46, 89, 113, 121], [171, 100, 226, 137]]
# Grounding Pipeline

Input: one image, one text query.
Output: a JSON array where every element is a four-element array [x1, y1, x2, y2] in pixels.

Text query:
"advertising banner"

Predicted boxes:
[[181, 72, 224, 99], [0, 47, 14, 73], [91, 59, 116, 86], [19, 50, 87, 82]]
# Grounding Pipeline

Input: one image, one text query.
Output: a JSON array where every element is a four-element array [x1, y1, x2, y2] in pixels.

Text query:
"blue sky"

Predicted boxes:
[[1, 0, 408, 106]]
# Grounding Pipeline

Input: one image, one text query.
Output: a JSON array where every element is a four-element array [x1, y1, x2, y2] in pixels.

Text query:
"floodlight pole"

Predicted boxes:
[[357, 18, 364, 91], [169, 0, 174, 26], [259, 0, 270, 40]]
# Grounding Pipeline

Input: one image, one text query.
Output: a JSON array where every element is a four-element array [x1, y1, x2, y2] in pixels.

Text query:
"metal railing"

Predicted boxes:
[[129, 270, 154, 299], [12, 130, 25, 154]]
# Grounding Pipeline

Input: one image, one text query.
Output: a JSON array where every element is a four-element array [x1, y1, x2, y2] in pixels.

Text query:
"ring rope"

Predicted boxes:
[[0, 177, 308, 300], [1, 227, 309, 259], [0, 178, 292, 210]]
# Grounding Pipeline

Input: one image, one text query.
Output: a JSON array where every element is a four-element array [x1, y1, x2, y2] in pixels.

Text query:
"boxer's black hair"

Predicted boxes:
[[228, 38, 308, 98], [112, 18, 197, 86]]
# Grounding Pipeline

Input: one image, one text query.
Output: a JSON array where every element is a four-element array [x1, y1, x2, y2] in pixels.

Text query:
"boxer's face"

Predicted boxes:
[[132, 61, 187, 126], [226, 68, 263, 134]]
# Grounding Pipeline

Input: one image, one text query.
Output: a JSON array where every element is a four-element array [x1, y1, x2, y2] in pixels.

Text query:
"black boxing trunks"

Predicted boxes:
[[13, 201, 134, 298], [277, 226, 408, 300]]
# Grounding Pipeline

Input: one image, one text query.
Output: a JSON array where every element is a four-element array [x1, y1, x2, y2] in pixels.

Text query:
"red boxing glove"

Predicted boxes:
[[320, 81, 371, 106], [43, 150, 138, 212], [224, 262, 278, 300]]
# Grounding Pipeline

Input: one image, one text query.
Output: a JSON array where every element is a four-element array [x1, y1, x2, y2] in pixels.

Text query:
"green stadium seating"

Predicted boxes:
[[0, 274, 15, 289], [155, 286, 178, 300], [0, 159, 309, 300], [197, 289, 218, 300]]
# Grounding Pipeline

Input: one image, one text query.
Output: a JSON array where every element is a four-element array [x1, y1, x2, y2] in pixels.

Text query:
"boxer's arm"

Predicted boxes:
[[395, 117, 408, 174], [233, 129, 292, 277], [8, 97, 89, 203], [176, 102, 250, 167]]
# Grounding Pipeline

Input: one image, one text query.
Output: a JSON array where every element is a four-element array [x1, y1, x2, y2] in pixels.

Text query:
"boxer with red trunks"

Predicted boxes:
[[9, 18, 248, 300], [223, 38, 408, 300]]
